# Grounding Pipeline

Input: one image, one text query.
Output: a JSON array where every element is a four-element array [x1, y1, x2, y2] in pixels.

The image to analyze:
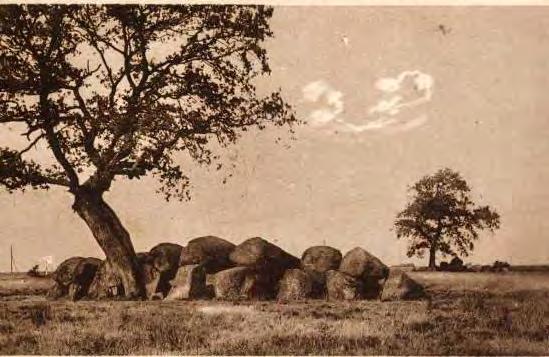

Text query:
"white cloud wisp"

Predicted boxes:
[[301, 70, 434, 133]]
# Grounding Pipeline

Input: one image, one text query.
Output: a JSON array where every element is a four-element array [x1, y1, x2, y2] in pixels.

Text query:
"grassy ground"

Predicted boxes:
[[0, 273, 53, 300], [0, 272, 548, 355]]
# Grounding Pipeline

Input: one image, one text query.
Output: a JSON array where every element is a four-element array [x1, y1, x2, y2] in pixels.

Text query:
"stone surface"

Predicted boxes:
[[179, 236, 236, 273], [142, 243, 183, 298], [53, 257, 85, 287], [325, 270, 362, 300], [213, 266, 276, 300], [339, 247, 389, 298], [229, 237, 300, 271], [277, 269, 313, 301], [339, 247, 389, 280], [166, 264, 207, 300], [50, 257, 101, 300], [213, 267, 249, 300], [88, 259, 124, 299], [301, 246, 342, 297], [137, 252, 161, 300], [225, 237, 301, 299], [380, 270, 425, 301]]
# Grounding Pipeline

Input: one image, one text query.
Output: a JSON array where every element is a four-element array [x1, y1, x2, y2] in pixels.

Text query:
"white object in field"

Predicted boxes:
[[39, 256, 54, 274]]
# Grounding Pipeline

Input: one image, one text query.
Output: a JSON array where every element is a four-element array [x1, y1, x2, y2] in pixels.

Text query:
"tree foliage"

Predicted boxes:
[[0, 5, 295, 200], [395, 168, 500, 264]]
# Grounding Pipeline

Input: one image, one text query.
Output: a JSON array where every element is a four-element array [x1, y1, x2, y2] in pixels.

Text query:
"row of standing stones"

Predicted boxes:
[[48, 236, 425, 302]]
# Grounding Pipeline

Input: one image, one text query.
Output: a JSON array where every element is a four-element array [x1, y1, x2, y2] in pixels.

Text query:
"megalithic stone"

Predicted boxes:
[[165, 264, 206, 300]]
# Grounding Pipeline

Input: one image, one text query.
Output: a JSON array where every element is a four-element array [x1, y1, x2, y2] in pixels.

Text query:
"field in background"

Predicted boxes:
[[0, 273, 53, 300], [0, 271, 548, 355]]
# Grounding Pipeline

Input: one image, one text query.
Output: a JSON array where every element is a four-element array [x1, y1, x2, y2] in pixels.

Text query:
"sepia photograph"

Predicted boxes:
[[0, 2, 548, 355]]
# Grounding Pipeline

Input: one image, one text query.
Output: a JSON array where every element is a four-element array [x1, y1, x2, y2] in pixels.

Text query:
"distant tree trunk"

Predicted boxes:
[[72, 189, 144, 299], [428, 245, 436, 270]]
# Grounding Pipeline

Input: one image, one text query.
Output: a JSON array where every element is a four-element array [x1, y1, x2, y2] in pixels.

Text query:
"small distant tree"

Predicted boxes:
[[395, 168, 500, 269], [27, 264, 40, 277]]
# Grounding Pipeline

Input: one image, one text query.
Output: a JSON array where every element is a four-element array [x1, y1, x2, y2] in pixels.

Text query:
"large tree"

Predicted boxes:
[[0, 5, 295, 297], [395, 168, 500, 269]]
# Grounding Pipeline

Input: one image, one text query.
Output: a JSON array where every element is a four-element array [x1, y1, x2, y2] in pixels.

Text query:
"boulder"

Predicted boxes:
[[50, 257, 101, 300], [179, 236, 236, 273], [53, 257, 85, 287], [69, 257, 102, 300], [325, 270, 362, 300], [229, 237, 300, 272], [240, 271, 275, 300], [166, 264, 207, 300], [301, 246, 342, 293], [137, 252, 161, 299], [339, 247, 389, 280], [380, 270, 425, 301], [229, 237, 300, 298], [277, 269, 313, 301], [147, 243, 183, 297], [213, 267, 249, 300], [339, 247, 389, 298], [88, 259, 124, 299], [149, 243, 182, 272], [213, 266, 275, 300]]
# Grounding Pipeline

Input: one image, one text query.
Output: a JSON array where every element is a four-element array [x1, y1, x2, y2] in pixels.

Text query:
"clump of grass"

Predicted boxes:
[[20, 303, 52, 327], [407, 320, 434, 333], [0, 321, 14, 334]]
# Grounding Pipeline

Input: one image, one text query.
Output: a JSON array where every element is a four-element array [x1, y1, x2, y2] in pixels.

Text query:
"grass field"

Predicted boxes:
[[0, 271, 548, 355], [0, 273, 53, 300]]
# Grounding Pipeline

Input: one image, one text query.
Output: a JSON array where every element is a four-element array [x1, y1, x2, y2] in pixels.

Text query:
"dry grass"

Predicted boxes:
[[0, 272, 548, 355]]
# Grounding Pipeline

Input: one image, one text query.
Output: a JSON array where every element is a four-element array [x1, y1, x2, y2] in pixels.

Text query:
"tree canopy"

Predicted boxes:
[[0, 5, 295, 200], [395, 168, 500, 268]]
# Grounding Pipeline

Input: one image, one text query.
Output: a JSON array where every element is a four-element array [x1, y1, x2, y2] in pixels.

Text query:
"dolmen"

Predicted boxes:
[[48, 236, 426, 302]]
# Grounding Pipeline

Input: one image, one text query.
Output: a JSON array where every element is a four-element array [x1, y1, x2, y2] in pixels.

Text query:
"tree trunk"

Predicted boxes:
[[72, 189, 144, 299], [428, 245, 437, 270]]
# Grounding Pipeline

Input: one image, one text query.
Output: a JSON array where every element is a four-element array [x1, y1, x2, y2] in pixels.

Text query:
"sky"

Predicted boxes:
[[2, 6, 549, 271]]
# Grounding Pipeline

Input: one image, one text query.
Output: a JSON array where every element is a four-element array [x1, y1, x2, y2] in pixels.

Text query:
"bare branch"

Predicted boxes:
[[18, 132, 45, 156]]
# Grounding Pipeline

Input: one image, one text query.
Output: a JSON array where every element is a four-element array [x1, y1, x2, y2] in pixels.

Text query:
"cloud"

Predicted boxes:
[[302, 80, 344, 126], [302, 81, 329, 102], [301, 70, 434, 134], [369, 71, 434, 116], [387, 115, 428, 133], [368, 96, 403, 116]]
